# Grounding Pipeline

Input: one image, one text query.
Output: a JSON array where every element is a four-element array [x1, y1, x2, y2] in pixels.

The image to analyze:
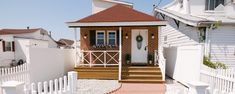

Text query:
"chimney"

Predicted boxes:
[[27, 26, 30, 29], [49, 31, 52, 37]]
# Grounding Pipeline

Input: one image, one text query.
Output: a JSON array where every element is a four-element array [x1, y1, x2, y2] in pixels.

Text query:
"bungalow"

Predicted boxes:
[[0, 28, 57, 67], [155, 0, 235, 85], [67, 0, 167, 83]]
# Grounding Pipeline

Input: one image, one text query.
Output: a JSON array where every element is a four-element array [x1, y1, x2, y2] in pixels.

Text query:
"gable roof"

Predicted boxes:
[[67, 4, 166, 27], [58, 39, 74, 46], [77, 4, 160, 23], [0, 28, 40, 35]]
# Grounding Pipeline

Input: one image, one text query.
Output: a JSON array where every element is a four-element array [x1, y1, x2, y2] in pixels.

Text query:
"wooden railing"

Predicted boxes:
[[79, 50, 119, 67], [154, 50, 166, 81]]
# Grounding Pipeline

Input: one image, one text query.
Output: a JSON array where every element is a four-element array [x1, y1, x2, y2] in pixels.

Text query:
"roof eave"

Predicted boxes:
[[67, 21, 167, 28]]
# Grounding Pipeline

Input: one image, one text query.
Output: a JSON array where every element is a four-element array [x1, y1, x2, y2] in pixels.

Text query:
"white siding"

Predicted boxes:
[[92, 0, 132, 14], [209, 26, 235, 67], [160, 16, 200, 48]]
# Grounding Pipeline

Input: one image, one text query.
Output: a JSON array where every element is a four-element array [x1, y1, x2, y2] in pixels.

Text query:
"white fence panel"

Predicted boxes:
[[30, 71, 77, 94], [0, 63, 30, 93], [164, 45, 203, 86], [200, 65, 235, 94]]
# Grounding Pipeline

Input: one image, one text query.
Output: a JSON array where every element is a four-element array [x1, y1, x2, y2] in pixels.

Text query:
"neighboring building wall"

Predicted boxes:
[[166, 0, 235, 18], [14, 38, 49, 62], [92, 0, 132, 14], [208, 26, 235, 67], [0, 35, 15, 66], [15, 30, 57, 48], [159, 16, 200, 47]]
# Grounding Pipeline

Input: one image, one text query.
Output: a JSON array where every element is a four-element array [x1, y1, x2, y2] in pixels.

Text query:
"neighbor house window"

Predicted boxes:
[[205, 0, 224, 10], [107, 31, 116, 45], [96, 31, 105, 45], [4, 41, 12, 51]]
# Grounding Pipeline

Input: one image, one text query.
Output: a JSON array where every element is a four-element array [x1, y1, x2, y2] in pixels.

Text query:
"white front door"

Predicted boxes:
[[131, 29, 148, 64]]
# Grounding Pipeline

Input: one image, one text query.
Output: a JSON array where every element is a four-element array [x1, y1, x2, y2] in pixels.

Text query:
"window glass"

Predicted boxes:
[[108, 32, 116, 45], [206, 0, 224, 10], [5, 42, 12, 51], [96, 32, 105, 45]]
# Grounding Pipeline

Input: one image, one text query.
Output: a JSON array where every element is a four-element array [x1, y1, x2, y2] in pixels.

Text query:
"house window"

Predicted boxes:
[[205, 0, 224, 10], [107, 31, 116, 45], [96, 31, 105, 45], [4, 41, 12, 51]]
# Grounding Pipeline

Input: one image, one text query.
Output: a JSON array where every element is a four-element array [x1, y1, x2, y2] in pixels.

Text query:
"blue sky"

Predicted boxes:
[[0, 0, 171, 40]]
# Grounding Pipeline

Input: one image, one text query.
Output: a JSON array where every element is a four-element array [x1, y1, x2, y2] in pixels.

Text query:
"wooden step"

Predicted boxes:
[[122, 74, 162, 79], [75, 67, 118, 80], [119, 79, 164, 83]]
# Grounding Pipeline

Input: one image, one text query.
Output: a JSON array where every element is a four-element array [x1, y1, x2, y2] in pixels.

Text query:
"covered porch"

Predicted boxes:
[[67, 4, 166, 82]]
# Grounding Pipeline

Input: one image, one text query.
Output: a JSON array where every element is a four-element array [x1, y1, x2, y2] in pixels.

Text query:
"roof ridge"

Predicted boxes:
[[75, 4, 159, 23]]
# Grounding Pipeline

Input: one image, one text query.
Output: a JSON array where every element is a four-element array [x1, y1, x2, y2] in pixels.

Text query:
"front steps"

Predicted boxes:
[[120, 66, 164, 83], [75, 67, 118, 80]]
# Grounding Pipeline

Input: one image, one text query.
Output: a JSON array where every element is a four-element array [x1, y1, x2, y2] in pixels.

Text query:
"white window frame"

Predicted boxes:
[[205, 0, 224, 11], [96, 31, 105, 45], [107, 31, 117, 45], [4, 41, 12, 52]]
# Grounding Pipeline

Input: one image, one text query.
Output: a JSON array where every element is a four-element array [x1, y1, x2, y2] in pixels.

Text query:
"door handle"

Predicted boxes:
[[144, 45, 148, 51]]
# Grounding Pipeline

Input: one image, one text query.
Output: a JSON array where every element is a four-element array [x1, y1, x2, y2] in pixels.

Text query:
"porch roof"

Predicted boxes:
[[67, 4, 166, 27]]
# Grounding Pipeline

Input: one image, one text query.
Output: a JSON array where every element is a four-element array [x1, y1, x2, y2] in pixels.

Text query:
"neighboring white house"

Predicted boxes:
[[155, 0, 235, 85], [0, 28, 57, 67], [92, 0, 133, 14]]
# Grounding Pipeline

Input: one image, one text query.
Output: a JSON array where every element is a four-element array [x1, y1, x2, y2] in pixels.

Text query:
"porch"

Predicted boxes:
[[67, 4, 166, 83]]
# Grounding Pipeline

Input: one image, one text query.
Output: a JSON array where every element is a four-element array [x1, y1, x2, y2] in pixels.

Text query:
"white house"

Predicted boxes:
[[0, 28, 57, 67], [155, 0, 235, 85], [92, 0, 133, 14]]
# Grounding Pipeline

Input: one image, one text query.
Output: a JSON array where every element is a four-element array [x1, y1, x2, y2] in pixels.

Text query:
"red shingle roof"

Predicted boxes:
[[74, 4, 161, 23], [0, 28, 40, 35]]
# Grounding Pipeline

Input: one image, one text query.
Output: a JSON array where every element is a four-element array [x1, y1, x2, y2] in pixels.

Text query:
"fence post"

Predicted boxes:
[[68, 71, 77, 94], [1, 81, 25, 94], [188, 82, 209, 94]]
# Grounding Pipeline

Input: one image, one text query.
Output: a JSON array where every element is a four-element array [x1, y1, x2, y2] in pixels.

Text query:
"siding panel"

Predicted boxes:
[[209, 26, 235, 67]]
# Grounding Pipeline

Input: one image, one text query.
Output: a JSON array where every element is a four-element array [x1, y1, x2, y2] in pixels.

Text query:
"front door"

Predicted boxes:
[[131, 29, 148, 65]]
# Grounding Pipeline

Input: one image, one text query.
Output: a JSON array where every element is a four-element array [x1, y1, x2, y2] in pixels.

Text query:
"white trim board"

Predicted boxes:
[[67, 21, 167, 27]]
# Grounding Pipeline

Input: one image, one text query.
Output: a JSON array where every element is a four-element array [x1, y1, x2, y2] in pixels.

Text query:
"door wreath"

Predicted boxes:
[[136, 34, 143, 50]]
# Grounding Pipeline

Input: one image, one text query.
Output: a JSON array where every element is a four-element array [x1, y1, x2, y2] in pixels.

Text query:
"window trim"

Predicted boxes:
[[96, 30, 105, 45], [205, 0, 224, 11], [107, 30, 117, 45]]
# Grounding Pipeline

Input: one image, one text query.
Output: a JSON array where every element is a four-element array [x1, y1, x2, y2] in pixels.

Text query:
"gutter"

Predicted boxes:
[[154, 8, 229, 27]]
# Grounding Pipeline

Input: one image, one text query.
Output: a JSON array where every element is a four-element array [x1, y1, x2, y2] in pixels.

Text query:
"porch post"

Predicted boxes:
[[118, 27, 122, 80], [74, 28, 78, 67]]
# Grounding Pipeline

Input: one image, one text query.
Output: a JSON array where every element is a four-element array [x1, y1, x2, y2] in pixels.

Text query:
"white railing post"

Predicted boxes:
[[68, 71, 77, 94], [104, 51, 107, 67], [118, 27, 122, 81], [89, 51, 92, 68], [31, 83, 37, 94]]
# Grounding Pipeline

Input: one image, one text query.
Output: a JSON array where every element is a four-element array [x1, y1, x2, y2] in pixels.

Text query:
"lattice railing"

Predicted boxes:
[[79, 50, 119, 67]]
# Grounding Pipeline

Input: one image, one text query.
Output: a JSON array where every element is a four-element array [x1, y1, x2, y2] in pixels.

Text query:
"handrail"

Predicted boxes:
[[154, 50, 166, 81]]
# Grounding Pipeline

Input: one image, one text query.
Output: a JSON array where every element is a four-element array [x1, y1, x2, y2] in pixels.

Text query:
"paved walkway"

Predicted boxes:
[[112, 83, 166, 94]]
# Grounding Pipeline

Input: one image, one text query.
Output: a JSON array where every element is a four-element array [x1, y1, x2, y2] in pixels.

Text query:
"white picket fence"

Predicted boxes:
[[200, 65, 235, 94], [0, 63, 30, 93], [29, 71, 77, 94]]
